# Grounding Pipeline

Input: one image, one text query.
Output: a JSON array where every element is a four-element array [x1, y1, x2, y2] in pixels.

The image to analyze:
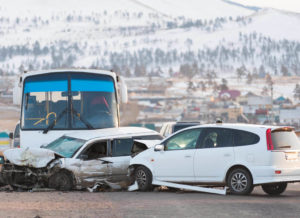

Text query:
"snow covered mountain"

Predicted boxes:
[[0, 0, 254, 19], [0, 0, 299, 78]]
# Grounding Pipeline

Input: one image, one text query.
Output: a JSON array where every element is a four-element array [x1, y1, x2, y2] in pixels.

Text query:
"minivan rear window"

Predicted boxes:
[[271, 130, 300, 150], [233, 130, 260, 146]]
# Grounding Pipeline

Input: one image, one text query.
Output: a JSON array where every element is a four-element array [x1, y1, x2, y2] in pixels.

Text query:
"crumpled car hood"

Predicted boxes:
[[4, 148, 62, 168]]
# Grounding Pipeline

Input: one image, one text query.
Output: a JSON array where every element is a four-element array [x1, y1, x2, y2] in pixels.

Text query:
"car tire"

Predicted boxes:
[[227, 168, 253, 195], [48, 170, 74, 191], [261, 183, 287, 196], [135, 166, 153, 191]]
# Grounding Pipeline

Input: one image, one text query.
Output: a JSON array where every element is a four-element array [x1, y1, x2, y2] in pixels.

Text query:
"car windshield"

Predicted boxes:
[[44, 136, 86, 158]]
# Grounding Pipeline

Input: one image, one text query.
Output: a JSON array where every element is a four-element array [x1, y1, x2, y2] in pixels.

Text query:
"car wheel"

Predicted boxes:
[[135, 166, 152, 191], [261, 183, 287, 196], [227, 168, 253, 195], [48, 170, 73, 191]]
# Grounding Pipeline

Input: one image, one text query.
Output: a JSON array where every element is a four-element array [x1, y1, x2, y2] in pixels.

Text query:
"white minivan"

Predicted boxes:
[[129, 124, 300, 195]]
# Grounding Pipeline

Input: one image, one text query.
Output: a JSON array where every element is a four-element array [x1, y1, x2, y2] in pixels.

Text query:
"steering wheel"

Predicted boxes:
[[166, 142, 180, 150]]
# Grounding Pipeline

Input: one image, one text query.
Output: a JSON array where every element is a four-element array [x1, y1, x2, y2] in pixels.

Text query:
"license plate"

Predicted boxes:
[[286, 152, 298, 160]]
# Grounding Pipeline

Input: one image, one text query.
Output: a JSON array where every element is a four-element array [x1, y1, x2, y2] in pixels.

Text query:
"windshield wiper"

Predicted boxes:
[[72, 108, 94, 129], [43, 107, 94, 134], [43, 108, 68, 134]]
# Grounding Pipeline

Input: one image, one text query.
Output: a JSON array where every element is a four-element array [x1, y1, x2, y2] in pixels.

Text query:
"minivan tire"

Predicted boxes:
[[227, 168, 253, 195], [261, 183, 287, 196], [135, 166, 153, 191]]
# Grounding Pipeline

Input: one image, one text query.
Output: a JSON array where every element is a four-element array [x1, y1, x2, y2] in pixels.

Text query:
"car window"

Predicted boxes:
[[133, 134, 163, 140], [233, 129, 260, 146], [271, 130, 300, 150], [164, 128, 201, 151], [200, 128, 233, 148], [82, 141, 108, 160], [14, 123, 20, 138], [112, 138, 133, 156]]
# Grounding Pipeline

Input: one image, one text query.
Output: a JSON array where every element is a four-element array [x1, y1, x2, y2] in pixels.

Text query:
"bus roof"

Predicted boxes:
[[21, 69, 117, 81]]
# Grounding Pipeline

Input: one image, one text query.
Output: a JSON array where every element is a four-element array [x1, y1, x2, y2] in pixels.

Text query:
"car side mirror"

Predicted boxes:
[[9, 132, 13, 139], [0, 156, 4, 164], [79, 154, 88, 160], [154, 144, 164, 151]]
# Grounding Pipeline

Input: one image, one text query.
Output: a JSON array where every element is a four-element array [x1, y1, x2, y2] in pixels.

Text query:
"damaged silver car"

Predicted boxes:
[[0, 127, 162, 191]]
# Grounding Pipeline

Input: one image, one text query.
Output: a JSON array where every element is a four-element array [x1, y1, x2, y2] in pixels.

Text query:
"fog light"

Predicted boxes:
[[275, 170, 281, 174]]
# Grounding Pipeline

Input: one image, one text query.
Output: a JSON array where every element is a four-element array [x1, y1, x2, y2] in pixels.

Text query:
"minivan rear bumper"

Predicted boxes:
[[252, 167, 300, 185]]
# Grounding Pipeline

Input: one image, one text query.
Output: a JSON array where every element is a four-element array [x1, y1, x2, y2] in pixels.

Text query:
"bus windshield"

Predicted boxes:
[[21, 72, 118, 131]]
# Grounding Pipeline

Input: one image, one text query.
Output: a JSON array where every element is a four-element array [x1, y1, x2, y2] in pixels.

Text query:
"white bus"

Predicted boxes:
[[14, 69, 127, 148]]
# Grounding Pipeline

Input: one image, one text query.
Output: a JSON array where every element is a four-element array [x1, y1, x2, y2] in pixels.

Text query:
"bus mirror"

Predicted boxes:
[[9, 132, 13, 139], [119, 76, 128, 103]]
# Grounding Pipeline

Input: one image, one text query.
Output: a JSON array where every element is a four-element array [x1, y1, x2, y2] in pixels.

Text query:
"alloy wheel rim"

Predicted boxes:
[[136, 170, 147, 187], [231, 172, 248, 192]]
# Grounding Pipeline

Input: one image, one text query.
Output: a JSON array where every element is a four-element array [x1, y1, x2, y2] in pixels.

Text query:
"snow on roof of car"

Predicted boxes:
[[64, 127, 159, 141]]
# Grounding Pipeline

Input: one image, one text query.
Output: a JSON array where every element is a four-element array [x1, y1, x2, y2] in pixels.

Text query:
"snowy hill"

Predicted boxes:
[[0, 0, 254, 19], [0, 0, 298, 78]]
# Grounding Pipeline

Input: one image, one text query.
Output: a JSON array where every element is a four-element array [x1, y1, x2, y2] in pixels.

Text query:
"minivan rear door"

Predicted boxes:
[[270, 127, 300, 167]]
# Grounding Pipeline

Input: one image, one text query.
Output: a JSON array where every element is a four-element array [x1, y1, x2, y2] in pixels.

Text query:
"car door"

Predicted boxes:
[[107, 137, 134, 183], [194, 128, 235, 183], [153, 128, 202, 182], [76, 140, 110, 186]]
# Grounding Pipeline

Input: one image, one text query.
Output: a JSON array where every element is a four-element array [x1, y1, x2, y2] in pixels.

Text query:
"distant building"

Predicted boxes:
[[243, 96, 272, 114], [219, 90, 241, 100], [279, 107, 300, 126]]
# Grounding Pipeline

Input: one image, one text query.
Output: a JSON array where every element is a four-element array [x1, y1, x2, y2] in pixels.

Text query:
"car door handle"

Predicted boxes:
[[185, 155, 192, 158], [224, 153, 231, 157]]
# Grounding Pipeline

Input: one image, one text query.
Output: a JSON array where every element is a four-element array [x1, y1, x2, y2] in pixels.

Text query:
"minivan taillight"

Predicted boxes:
[[266, 128, 274, 150]]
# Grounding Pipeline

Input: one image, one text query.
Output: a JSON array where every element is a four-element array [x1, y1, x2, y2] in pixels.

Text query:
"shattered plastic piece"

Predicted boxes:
[[87, 183, 101, 193], [152, 180, 227, 195], [0, 185, 14, 192], [4, 148, 57, 168], [128, 182, 138, 191]]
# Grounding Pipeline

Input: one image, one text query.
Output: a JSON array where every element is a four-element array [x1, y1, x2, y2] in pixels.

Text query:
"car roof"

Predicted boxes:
[[64, 127, 160, 141], [185, 123, 289, 131]]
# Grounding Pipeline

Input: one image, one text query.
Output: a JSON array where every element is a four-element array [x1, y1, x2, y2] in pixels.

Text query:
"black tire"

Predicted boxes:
[[135, 166, 153, 191], [261, 183, 287, 196], [48, 170, 74, 191], [227, 168, 253, 195]]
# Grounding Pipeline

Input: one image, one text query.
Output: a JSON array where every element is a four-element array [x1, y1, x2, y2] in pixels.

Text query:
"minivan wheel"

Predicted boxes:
[[261, 183, 287, 196], [135, 166, 153, 191], [227, 168, 253, 195]]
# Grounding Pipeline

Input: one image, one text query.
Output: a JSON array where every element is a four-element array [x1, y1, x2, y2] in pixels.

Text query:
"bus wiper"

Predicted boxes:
[[72, 108, 94, 129], [43, 108, 68, 134]]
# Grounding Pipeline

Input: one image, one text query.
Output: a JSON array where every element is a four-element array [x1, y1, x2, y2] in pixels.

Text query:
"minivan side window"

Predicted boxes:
[[164, 129, 201, 151], [200, 128, 233, 148], [233, 129, 260, 146], [112, 138, 133, 156]]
